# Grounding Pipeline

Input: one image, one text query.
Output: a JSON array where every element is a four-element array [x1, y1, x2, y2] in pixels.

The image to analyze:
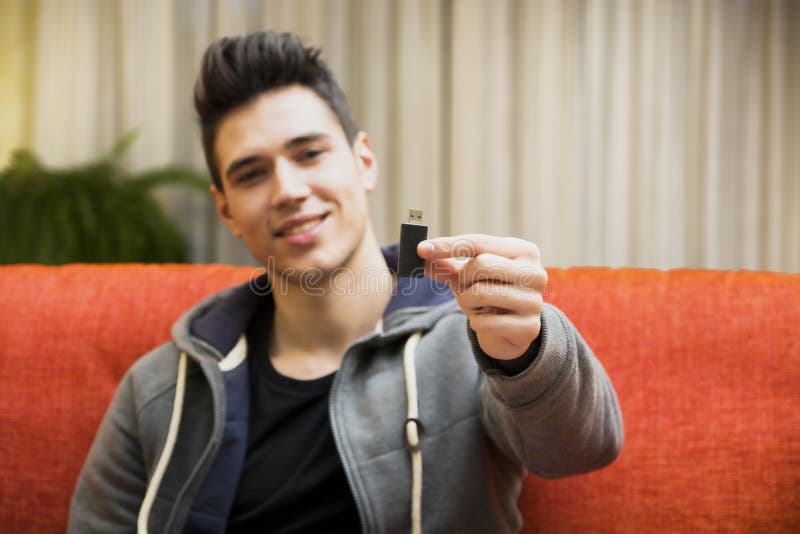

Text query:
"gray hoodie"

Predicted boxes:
[[69, 264, 623, 533]]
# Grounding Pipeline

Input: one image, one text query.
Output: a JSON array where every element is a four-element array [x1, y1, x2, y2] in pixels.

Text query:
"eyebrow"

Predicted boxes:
[[224, 132, 332, 180], [284, 132, 330, 149]]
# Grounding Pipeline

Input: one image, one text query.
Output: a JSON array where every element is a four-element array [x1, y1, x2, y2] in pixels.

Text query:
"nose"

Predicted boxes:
[[270, 157, 311, 208]]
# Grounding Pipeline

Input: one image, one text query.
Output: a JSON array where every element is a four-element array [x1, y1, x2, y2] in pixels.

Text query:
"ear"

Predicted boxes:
[[210, 184, 243, 238], [352, 131, 378, 192]]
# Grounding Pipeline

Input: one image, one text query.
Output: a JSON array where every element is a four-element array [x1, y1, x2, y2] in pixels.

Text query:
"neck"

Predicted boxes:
[[269, 229, 393, 360]]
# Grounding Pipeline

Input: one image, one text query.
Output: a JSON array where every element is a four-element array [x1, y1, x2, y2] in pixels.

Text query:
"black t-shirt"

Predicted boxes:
[[227, 301, 360, 533]]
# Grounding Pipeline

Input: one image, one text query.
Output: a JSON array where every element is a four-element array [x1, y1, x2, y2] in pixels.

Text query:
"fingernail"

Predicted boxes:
[[418, 241, 434, 254]]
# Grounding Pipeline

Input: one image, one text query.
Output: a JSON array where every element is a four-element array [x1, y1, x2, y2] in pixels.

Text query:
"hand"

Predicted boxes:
[[417, 234, 548, 360]]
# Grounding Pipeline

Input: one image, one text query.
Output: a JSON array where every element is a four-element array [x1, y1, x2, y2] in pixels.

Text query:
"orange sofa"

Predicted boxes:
[[1, 264, 798, 532]]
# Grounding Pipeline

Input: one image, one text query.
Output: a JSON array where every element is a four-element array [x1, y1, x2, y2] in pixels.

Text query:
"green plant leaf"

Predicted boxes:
[[104, 130, 140, 162], [128, 166, 209, 191], [0, 134, 211, 264]]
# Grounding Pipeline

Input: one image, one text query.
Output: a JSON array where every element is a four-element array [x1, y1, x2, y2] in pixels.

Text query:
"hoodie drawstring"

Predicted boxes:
[[138, 351, 188, 534], [403, 332, 423, 534], [141, 336, 423, 533]]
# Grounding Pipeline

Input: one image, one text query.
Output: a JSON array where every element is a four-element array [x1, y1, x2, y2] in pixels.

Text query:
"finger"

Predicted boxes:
[[423, 255, 546, 296], [455, 253, 546, 292], [423, 257, 463, 286], [418, 234, 538, 261], [456, 280, 542, 316]]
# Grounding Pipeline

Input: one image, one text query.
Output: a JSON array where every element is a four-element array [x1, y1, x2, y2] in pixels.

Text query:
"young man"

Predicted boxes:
[[69, 32, 622, 533]]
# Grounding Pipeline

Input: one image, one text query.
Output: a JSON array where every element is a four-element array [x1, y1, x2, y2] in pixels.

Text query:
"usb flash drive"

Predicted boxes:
[[398, 209, 428, 278]]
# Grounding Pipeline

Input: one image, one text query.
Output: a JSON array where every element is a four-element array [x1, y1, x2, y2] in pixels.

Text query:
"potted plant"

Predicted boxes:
[[0, 134, 210, 264]]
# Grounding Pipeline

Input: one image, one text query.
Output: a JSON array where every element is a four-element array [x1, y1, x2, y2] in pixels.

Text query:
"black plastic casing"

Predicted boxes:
[[397, 223, 428, 278]]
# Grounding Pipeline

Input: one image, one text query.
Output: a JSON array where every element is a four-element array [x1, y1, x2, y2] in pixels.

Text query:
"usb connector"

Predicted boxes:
[[407, 209, 424, 224], [398, 209, 428, 278]]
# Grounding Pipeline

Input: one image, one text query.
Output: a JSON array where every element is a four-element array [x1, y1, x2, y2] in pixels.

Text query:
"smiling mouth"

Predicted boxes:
[[275, 214, 328, 237]]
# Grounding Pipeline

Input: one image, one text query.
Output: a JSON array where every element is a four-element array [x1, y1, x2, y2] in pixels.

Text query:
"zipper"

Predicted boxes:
[[328, 317, 435, 533], [329, 340, 371, 533]]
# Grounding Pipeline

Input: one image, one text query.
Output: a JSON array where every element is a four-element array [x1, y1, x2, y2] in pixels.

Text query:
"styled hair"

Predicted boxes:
[[193, 31, 358, 189]]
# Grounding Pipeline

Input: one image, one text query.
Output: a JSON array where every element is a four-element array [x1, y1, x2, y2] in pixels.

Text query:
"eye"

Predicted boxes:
[[298, 148, 324, 163], [237, 168, 265, 183]]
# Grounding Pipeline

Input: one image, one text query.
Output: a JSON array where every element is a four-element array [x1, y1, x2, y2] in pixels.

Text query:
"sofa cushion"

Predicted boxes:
[[521, 268, 800, 532], [0, 265, 798, 532]]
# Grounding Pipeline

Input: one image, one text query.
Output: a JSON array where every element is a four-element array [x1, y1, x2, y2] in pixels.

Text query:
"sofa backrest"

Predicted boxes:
[[1, 264, 798, 532]]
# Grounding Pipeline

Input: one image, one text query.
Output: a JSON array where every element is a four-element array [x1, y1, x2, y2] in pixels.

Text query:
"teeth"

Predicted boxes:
[[284, 216, 323, 236]]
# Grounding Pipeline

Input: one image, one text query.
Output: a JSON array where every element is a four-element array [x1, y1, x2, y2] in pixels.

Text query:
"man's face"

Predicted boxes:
[[212, 85, 378, 279]]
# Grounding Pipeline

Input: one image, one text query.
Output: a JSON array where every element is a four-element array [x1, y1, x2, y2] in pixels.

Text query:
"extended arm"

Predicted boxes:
[[418, 234, 623, 477], [471, 304, 623, 477]]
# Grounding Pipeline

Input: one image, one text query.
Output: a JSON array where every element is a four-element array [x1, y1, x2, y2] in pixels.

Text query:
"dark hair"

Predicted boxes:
[[193, 31, 358, 189]]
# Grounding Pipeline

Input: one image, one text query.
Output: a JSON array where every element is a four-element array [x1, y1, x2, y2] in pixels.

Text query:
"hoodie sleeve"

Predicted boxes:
[[469, 303, 624, 479], [68, 371, 147, 533]]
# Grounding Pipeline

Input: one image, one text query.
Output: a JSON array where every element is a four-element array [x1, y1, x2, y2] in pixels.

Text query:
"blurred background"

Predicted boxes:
[[1, 0, 798, 271]]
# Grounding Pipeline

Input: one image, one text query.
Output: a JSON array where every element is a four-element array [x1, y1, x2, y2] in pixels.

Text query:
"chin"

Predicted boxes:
[[263, 246, 347, 283]]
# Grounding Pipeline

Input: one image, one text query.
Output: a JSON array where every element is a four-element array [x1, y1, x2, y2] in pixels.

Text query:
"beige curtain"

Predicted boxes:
[[2, 0, 798, 271]]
